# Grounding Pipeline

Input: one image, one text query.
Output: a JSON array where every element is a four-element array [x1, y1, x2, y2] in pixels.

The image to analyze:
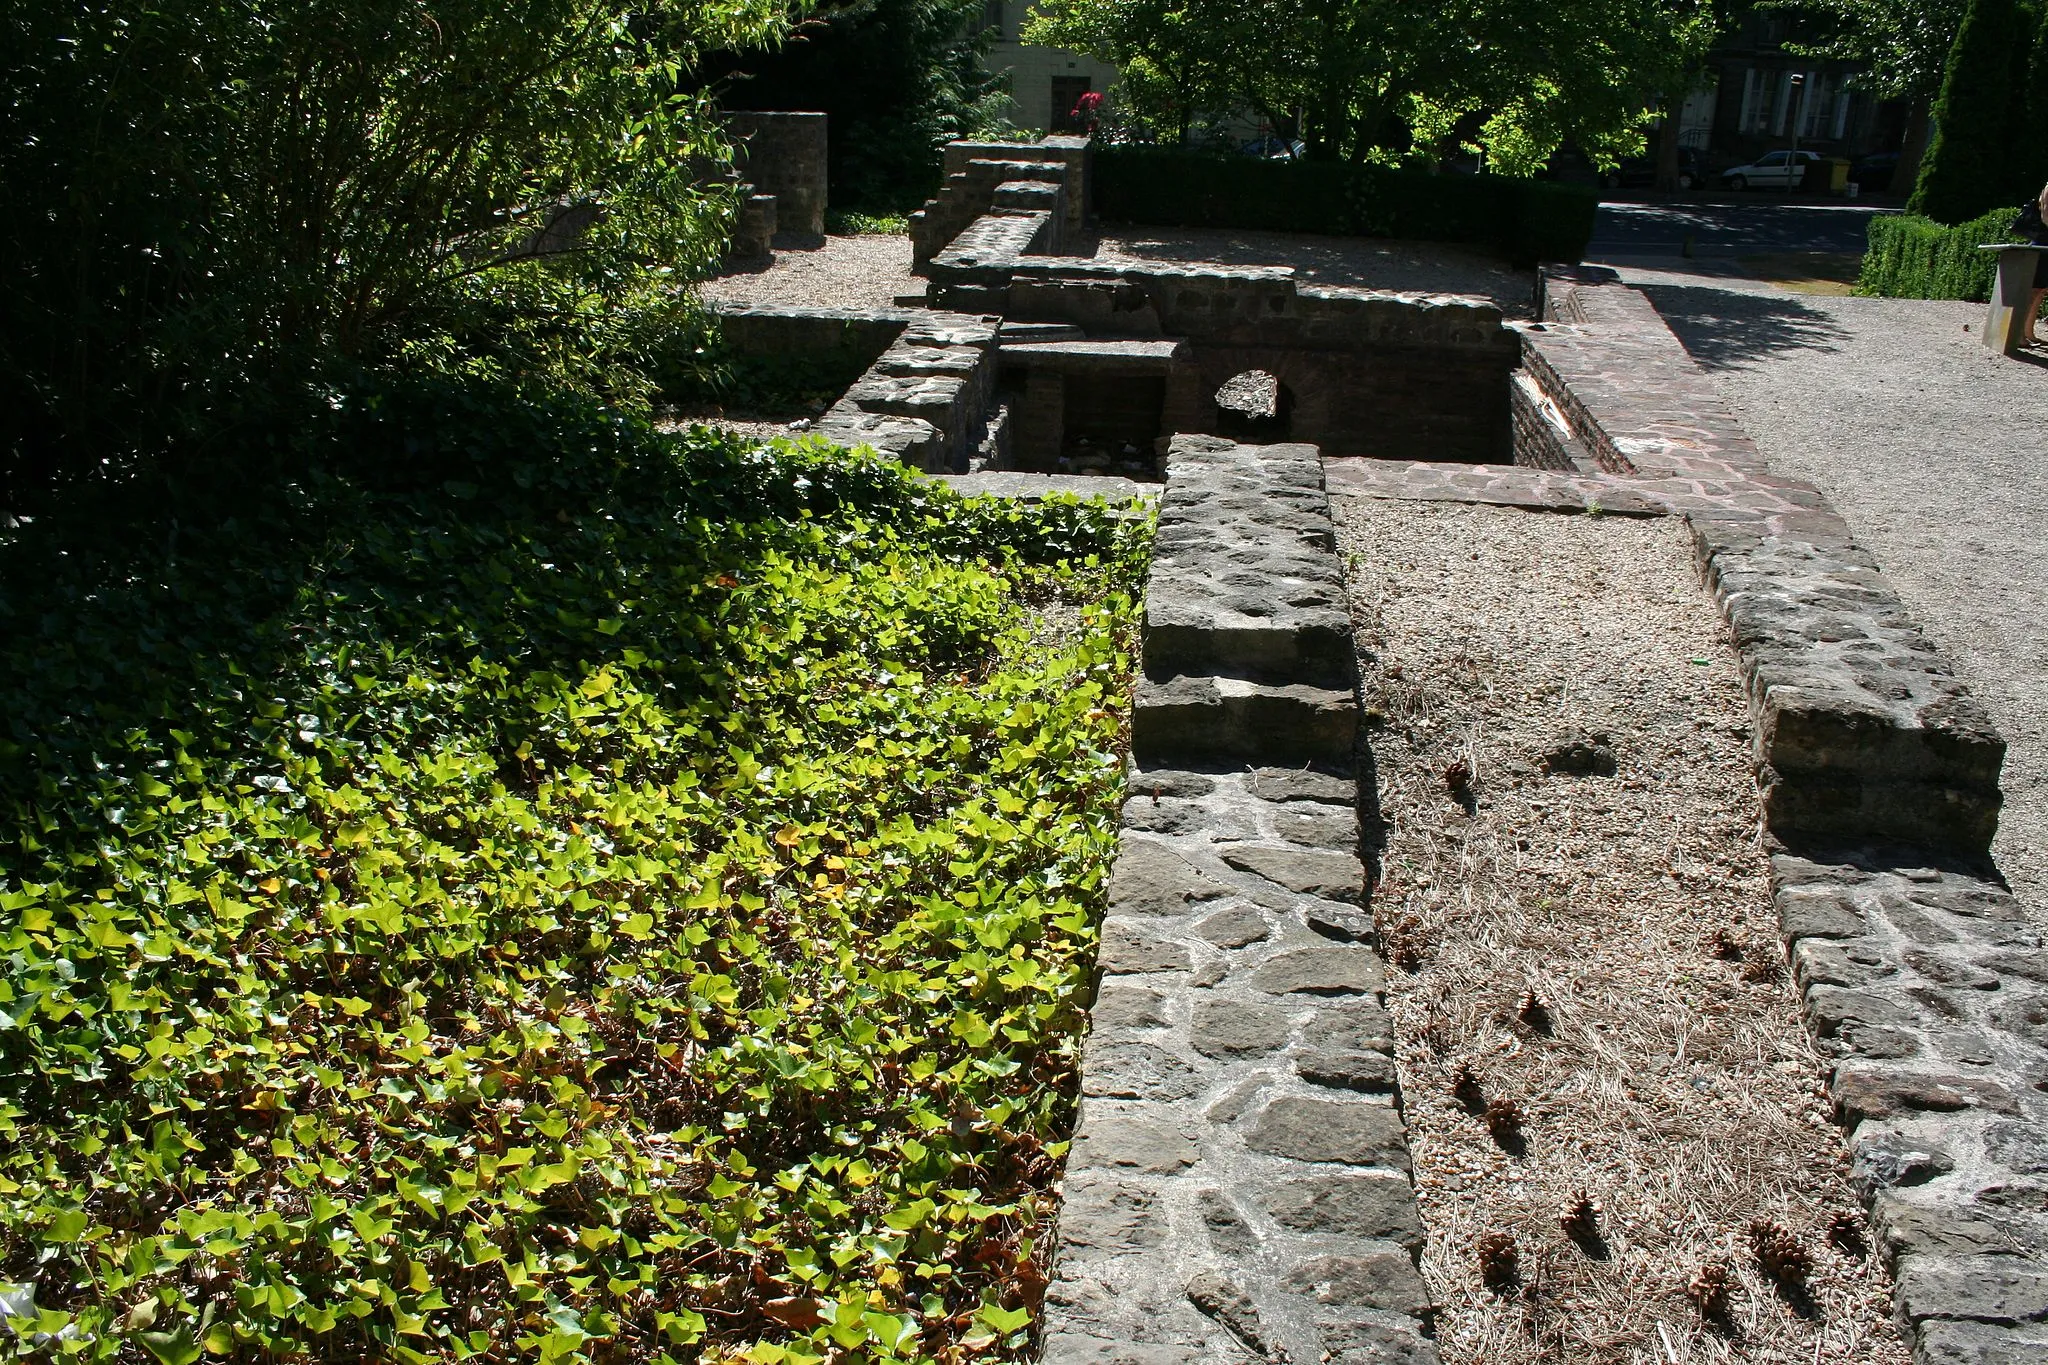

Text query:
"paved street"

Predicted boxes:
[[1591, 195, 1895, 257], [1605, 260, 2048, 911]]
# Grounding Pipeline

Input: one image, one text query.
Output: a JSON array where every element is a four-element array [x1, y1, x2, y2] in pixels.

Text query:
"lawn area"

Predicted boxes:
[[0, 388, 1149, 1364]]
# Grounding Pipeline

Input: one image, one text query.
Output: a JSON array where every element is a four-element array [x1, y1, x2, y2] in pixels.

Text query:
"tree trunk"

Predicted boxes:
[[1653, 110, 1681, 192], [1894, 96, 1931, 200]]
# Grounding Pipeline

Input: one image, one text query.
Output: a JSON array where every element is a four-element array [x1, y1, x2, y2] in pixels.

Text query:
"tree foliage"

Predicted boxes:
[[704, 0, 1011, 211], [0, 0, 799, 511], [1023, 0, 1721, 171], [1771, 0, 1968, 101], [1910, 0, 2041, 221]]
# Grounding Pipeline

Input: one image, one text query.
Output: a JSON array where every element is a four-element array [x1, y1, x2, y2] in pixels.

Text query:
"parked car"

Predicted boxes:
[[1850, 151, 1900, 193], [1240, 135, 1306, 161], [1599, 148, 1707, 190], [1719, 149, 1821, 189]]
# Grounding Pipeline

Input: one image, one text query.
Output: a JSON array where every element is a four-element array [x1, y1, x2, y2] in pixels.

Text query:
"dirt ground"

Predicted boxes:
[[1336, 496, 1908, 1365]]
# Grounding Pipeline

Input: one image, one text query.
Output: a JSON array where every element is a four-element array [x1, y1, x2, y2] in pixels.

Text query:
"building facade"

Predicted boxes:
[[980, 0, 1119, 134]]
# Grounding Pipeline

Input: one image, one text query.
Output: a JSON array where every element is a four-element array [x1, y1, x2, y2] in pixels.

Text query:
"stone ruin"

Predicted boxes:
[[703, 133, 2039, 1365]]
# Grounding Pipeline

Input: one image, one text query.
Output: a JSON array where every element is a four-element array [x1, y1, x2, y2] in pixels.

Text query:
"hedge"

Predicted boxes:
[[1093, 148, 1599, 265], [1858, 206, 2026, 300]]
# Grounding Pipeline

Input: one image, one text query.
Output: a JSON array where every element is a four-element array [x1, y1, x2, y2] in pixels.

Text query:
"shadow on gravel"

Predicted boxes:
[[1633, 280, 1850, 370]]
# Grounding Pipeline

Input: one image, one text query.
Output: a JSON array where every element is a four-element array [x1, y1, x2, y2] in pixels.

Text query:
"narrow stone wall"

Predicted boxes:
[[1044, 437, 1438, 1365]]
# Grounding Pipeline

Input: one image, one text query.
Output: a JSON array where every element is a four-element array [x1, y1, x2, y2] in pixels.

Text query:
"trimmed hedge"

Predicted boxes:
[[1858, 207, 2025, 300], [1093, 149, 1599, 265]]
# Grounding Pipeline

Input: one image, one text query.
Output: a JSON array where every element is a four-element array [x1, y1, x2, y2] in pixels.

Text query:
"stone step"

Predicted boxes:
[[997, 320, 1086, 343], [998, 337, 1189, 375], [1133, 675, 1357, 767]]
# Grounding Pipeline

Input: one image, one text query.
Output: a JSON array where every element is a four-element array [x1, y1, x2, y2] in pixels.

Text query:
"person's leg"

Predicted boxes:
[[2030, 287, 2048, 345]]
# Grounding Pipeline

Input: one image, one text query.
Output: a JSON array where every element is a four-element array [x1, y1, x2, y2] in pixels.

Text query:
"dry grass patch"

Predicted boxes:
[[1335, 497, 1908, 1365]]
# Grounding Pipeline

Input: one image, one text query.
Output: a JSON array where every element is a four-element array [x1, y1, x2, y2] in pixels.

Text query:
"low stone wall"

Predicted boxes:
[[1044, 436, 1437, 1365], [911, 155, 1069, 270]]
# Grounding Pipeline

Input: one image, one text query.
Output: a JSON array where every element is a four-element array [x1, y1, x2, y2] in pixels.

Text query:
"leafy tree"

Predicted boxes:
[[1911, 0, 2038, 220], [1773, 0, 1969, 194], [703, 0, 1010, 211], [1026, 0, 1719, 172], [0, 0, 798, 511]]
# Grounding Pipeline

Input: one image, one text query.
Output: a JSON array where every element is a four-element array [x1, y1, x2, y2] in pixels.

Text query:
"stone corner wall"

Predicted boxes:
[[1514, 269, 2005, 862]]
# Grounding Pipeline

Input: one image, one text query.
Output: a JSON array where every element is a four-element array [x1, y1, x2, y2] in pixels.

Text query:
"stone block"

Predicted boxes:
[[1265, 1172, 1425, 1249], [1895, 1254, 2048, 1326], [1248, 1095, 1408, 1168], [1107, 836, 1231, 918], [1072, 1112, 1199, 1174], [1281, 1251, 1433, 1316], [1190, 998, 1300, 1058], [1133, 675, 1358, 767], [1223, 846, 1368, 904]]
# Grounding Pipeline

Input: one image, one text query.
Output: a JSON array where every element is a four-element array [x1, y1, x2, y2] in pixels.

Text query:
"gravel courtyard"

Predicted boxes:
[[700, 226, 1536, 317], [1615, 263, 2048, 917]]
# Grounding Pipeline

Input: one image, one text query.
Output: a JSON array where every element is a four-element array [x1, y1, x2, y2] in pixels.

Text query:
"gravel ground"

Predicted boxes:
[[1091, 226, 1537, 316], [699, 233, 918, 311], [1338, 496, 1908, 1365], [1613, 262, 2048, 918]]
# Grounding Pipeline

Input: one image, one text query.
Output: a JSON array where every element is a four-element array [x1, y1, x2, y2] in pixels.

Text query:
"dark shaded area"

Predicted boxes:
[[1629, 280, 1851, 370], [702, 0, 1000, 211], [1590, 200, 1892, 256]]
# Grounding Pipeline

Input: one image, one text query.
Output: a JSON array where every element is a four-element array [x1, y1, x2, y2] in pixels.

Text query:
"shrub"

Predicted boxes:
[[1910, 0, 2038, 222], [0, 0, 794, 512], [1093, 149, 1598, 265], [0, 383, 1152, 1362], [1858, 207, 2025, 299]]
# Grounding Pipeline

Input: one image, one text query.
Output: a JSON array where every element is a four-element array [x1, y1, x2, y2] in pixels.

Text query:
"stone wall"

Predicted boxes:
[[926, 251, 1520, 465], [1043, 435, 1440, 1365], [728, 112, 827, 238]]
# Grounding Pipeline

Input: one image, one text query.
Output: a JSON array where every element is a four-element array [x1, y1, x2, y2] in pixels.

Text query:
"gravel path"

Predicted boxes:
[[1339, 496, 1907, 1365], [699, 233, 917, 311], [1614, 262, 2048, 915], [1092, 227, 1537, 316]]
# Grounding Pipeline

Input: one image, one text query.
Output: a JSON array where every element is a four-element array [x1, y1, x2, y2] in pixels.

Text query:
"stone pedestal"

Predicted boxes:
[[1980, 245, 2047, 356]]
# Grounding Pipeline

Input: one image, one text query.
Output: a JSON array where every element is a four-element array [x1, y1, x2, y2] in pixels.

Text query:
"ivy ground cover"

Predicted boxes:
[[0, 392, 1150, 1364]]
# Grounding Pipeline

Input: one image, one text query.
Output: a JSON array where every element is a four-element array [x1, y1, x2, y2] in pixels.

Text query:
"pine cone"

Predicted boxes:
[[1450, 1062, 1484, 1112], [1560, 1192, 1600, 1246], [1484, 1096, 1525, 1149], [1750, 1218, 1813, 1288], [1687, 1260, 1732, 1320], [1518, 987, 1552, 1034], [1475, 1229, 1519, 1294]]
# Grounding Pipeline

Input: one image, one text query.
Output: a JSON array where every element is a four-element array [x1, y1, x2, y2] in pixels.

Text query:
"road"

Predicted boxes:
[[1588, 196, 1896, 258]]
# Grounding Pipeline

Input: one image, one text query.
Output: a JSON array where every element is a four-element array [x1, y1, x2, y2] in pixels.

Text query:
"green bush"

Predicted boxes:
[[0, 383, 1152, 1363], [1093, 149, 1599, 265], [1910, 0, 2039, 223], [1858, 207, 2025, 299]]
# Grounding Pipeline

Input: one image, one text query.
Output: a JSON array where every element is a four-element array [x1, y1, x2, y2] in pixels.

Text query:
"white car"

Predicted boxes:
[[1720, 149, 1820, 190]]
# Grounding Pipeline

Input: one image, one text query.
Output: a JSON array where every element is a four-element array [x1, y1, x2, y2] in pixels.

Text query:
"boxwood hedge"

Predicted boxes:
[[1857, 207, 2027, 302]]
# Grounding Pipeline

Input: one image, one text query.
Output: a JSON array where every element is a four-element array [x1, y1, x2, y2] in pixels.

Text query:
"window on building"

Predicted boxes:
[[982, 0, 1004, 38]]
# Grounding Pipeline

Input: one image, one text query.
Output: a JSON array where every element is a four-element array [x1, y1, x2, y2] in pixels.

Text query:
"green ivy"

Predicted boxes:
[[0, 402, 1151, 1365]]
